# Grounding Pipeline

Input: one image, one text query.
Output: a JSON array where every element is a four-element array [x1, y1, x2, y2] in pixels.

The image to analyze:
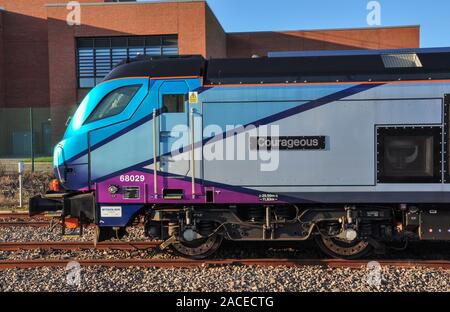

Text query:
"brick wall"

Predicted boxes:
[[227, 26, 420, 58], [205, 4, 226, 58], [46, 0, 209, 141], [0, 0, 50, 108]]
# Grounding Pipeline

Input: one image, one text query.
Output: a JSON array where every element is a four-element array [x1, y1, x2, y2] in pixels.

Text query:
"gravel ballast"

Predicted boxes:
[[0, 224, 147, 242], [0, 223, 449, 293], [0, 265, 448, 292]]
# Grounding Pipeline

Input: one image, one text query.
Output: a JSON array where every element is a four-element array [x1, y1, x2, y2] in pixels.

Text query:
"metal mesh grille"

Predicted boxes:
[[382, 53, 423, 68]]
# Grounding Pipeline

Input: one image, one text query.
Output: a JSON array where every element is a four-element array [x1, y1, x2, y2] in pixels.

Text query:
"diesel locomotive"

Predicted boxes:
[[31, 49, 450, 259]]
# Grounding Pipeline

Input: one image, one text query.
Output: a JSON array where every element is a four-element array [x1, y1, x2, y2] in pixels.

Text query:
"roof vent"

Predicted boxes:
[[382, 53, 422, 68]]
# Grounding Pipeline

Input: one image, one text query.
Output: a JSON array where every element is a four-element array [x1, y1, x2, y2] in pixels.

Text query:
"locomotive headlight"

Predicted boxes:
[[108, 185, 120, 195]]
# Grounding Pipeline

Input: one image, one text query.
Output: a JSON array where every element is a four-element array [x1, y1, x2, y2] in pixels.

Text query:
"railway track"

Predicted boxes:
[[1, 213, 449, 271], [0, 212, 45, 219], [0, 212, 55, 227], [0, 258, 448, 270], [0, 241, 161, 251], [0, 241, 449, 270], [0, 212, 144, 227], [0, 221, 53, 227]]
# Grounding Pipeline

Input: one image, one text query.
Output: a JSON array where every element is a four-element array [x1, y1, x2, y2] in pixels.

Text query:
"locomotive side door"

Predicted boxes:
[[157, 81, 191, 193]]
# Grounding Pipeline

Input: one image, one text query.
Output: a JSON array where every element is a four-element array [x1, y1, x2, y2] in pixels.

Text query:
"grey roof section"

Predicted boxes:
[[269, 47, 450, 58], [46, 0, 204, 7], [102, 48, 450, 85]]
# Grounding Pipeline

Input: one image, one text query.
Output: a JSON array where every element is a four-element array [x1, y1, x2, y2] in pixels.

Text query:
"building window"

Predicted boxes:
[[76, 35, 179, 88]]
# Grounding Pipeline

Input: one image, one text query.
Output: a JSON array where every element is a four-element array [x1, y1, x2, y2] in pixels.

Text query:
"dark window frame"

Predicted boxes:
[[84, 84, 142, 124], [377, 126, 442, 184]]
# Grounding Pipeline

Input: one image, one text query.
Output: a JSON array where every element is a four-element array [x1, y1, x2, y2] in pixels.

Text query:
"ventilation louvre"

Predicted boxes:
[[382, 53, 423, 68]]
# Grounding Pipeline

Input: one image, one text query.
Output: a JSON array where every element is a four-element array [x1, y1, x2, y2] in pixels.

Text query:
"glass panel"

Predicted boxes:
[[163, 36, 178, 46], [162, 94, 185, 113], [112, 48, 128, 66], [85, 85, 141, 123], [95, 49, 112, 77], [78, 49, 94, 77], [146, 36, 162, 46], [77, 38, 94, 48], [129, 47, 145, 58], [79, 78, 95, 88], [111, 37, 127, 47], [162, 35, 179, 55], [384, 135, 434, 177], [77, 36, 178, 87], [377, 127, 441, 183], [94, 38, 110, 48], [145, 47, 162, 56], [162, 47, 179, 55], [128, 37, 145, 47]]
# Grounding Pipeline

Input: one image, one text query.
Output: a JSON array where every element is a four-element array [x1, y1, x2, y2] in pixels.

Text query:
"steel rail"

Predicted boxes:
[[0, 213, 57, 227], [0, 212, 31, 218], [0, 221, 52, 227], [0, 220, 146, 228], [0, 258, 449, 270], [0, 241, 161, 251], [0, 212, 60, 219]]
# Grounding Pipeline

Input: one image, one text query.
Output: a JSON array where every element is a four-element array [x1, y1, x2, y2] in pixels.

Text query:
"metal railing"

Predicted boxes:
[[0, 107, 53, 173]]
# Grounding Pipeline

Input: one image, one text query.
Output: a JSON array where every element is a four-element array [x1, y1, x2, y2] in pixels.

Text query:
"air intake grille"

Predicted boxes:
[[382, 53, 423, 68]]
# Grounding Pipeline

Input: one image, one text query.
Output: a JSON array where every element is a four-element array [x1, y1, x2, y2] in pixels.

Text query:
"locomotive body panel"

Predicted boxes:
[[57, 79, 450, 205]]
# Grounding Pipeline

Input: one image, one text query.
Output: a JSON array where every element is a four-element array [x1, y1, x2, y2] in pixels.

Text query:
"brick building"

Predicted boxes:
[[0, 0, 420, 157]]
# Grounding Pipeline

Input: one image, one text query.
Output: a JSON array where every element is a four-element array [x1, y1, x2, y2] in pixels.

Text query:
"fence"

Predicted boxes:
[[0, 105, 83, 208], [0, 107, 53, 173]]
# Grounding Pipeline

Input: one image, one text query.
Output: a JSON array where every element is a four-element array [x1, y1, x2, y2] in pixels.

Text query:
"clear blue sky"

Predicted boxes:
[[205, 0, 449, 48]]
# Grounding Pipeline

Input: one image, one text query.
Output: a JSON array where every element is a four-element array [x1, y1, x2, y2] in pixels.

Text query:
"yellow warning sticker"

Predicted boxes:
[[189, 92, 199, 104]]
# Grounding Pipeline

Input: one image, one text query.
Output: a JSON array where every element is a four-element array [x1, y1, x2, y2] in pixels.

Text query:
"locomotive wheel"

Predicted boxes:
[[315, 235, 373, 260], [170, 234, 223, 260]]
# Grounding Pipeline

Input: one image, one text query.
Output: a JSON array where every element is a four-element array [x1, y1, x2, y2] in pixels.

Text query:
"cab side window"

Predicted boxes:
[[85, 85, 141, 123], [162, 94, 185, 113]]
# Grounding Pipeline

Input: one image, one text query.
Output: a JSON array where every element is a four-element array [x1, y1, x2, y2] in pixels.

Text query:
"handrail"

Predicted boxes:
[[55, 144, 65, 184], [152, 109, 158, 198], [87, 132, 92, 190], [190, 107, 196, 199]]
